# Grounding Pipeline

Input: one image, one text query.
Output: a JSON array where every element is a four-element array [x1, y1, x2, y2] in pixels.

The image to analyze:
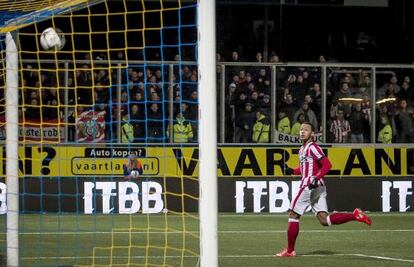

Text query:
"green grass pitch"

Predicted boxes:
[[2, 213, 414, 266]]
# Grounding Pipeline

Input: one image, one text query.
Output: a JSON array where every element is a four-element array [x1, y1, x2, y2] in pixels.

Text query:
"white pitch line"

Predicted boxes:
[[222, 254, 414, 263], [300, 253, 414, 263], [352, 254, 414, 263], [21, 253, 414, 263], [219, 229, 414, 234], [220, 213, 414, 217], [14, 229, 414, 235]]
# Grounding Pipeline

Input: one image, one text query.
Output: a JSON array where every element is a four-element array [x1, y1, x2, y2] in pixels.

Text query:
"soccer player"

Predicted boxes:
[[276, 121, 372, 257]]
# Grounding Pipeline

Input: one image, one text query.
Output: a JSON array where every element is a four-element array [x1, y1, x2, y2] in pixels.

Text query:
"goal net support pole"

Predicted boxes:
[[198, 0, 218, 266], [5, 32, 19, 267]]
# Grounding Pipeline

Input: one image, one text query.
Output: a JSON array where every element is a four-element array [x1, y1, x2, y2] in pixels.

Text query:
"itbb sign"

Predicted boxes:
[[17, 177, 198, 214], [382, 181, 413, 212], [0, 177, 413, 214], [83, 181, 164, 214], [225, 178, 414, 213], [235, 181, 302, 213]]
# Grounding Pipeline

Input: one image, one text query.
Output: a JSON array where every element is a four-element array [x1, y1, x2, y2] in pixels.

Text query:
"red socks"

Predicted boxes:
[[328, 212, 356, 225], [285, 213, 356, 253], [287, 219, 299, 253]]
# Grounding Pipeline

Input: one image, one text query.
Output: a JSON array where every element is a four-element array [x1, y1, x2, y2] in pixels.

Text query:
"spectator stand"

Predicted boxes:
[[13, 59, 414, 145]]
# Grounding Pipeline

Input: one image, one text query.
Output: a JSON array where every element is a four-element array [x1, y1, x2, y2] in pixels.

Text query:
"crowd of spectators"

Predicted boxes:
[[2, 50, 414, 144], [16, 52, 199, 143], [223, 50, 414, 144]]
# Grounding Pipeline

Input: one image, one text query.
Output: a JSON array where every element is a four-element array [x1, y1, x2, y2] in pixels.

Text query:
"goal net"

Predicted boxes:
[[0, 0, 217, 266]]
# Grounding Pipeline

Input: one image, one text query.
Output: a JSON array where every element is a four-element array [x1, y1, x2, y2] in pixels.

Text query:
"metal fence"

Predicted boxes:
[[218, 62, 414, 144], [4, 60, 414, 144]]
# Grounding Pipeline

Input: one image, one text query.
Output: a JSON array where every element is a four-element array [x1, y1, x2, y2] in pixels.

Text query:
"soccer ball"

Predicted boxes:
[[40, 27, 66, 50], [130, 170, 140, 178]]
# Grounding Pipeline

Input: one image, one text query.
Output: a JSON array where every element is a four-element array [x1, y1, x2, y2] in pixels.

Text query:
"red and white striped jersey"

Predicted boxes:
[[330, 119, 351, 143], [298, 141, 326, 187]]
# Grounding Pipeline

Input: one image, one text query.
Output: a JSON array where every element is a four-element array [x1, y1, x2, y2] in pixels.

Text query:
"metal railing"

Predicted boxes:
[[218, 62, 414, 144], [4, 60, 414, 144]]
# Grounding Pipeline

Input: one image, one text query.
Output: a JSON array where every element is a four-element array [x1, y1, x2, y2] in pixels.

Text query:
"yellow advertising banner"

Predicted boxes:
[[0, 145, 413, 177]]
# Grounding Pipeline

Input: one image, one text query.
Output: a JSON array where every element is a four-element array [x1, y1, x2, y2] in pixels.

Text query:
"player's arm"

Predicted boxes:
[[315, 156, 332, 180], [306, 143, 332, 188], [284, 164, 301, 175], [309, 156, 332, 189]]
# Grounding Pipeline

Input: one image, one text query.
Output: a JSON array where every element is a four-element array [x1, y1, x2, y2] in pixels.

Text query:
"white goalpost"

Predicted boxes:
[[198, 0, 218, 266], [5, 32, 19, 267]]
